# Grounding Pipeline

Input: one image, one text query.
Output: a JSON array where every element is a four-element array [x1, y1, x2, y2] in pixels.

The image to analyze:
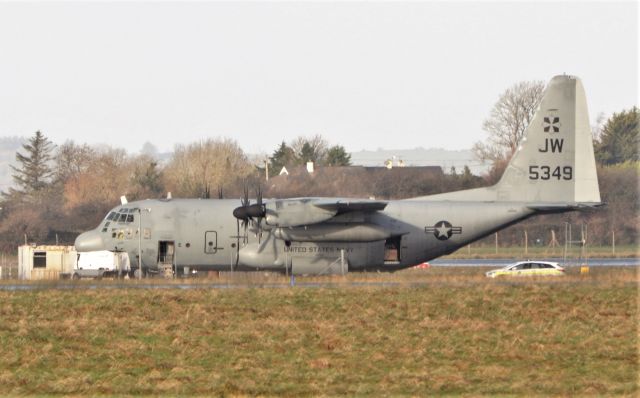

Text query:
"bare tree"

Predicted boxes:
[[290, 134, 329, 164], [163, 138, 254, 198], [473, 80, 545, 167], [62, 147, 133, 211], [54, 141, 96, 184], [591, 112, 607, 142]]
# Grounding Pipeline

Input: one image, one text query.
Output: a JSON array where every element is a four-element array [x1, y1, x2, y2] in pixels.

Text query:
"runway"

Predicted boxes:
[[431, 257, 640, 267]]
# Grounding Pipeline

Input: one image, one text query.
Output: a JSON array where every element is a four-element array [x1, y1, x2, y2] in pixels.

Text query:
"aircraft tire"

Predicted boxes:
[[72, 273, 81, 280]]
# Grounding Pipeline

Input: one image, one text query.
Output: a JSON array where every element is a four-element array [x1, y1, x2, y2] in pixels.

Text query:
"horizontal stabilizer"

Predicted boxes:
[[527, 202, 605, 212]]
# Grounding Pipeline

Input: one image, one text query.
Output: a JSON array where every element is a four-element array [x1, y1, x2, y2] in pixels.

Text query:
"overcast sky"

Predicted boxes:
[[0, 1, 637, 155]]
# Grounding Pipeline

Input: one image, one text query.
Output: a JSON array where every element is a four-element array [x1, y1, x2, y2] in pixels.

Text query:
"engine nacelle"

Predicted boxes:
[[265, 200, 336, 227]]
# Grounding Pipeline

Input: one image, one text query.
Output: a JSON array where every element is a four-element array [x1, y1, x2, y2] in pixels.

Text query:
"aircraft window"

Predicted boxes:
[[118, 214, 127, 222], [126, 214, 134, 223], [106, 212, 117, 221], [522, 263, 532, 269]]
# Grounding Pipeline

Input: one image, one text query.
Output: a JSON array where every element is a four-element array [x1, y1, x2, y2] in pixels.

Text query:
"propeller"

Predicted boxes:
[[232, 186, 266, 226], [232, 184, 267, 268]]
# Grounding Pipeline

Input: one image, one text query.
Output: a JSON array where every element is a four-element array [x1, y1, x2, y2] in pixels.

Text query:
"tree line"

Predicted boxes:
[[0, 133, 355, 250]]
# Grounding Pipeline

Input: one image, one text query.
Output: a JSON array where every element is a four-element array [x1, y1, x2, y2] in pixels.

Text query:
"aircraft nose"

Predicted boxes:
[[75, 230, 105, 252]]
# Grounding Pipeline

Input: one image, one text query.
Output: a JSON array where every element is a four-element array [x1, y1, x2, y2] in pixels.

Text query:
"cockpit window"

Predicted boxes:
[[106, 212, 117, 221], [126, 214, 134, 223], [117, 213, 127, 222]]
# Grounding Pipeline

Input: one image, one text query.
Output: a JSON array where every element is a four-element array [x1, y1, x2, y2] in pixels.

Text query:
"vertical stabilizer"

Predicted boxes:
[[495, 75, 601, 203], [417, 75, 601, 204]]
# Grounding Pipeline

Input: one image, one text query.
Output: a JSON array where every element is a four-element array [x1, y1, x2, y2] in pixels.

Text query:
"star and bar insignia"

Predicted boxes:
[[425, 220, 462, 241]]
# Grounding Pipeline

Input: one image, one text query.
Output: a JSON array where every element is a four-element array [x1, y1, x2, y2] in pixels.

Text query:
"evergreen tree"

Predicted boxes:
[[299, 142, 316, 164], [269, 141, 296, 172], [9, 130, 55, 196], [325, 145, 351, 166], [595, 107, 639, 165], [460, 165, 477, 188]]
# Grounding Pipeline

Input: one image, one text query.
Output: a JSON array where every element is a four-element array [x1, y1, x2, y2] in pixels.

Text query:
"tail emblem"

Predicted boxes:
[[543, 116, 561, 133]]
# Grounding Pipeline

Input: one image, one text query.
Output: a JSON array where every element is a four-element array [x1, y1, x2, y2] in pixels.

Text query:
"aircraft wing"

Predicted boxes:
[[312, 199, 388, 213], [265, 198, 388, 227]]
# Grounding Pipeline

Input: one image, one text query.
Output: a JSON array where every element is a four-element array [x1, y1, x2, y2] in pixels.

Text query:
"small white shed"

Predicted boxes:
[[18, 245, 77, 280]]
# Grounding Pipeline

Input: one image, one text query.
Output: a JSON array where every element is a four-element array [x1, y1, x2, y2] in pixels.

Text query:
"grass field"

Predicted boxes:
[[0, 267, 638, 396]]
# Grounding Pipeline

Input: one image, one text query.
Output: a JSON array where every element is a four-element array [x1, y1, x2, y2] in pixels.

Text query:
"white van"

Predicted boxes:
[[73, 251, 130, 279]]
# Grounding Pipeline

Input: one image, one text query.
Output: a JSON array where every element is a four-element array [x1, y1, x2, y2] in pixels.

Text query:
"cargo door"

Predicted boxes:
[[384, 236, 402, 264]]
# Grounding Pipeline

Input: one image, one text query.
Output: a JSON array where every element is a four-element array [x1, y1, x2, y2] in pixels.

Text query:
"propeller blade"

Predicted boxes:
[[242, 219, 248, 244], [234, 219, 240, 270], [241, 184, 249, 207]]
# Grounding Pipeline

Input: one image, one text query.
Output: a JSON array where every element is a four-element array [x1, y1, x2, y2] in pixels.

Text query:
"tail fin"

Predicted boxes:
[[495, 75, 601, 204], [420, 75, 601, 204]]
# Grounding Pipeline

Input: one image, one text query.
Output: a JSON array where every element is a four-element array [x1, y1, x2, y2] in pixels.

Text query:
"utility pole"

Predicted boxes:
[[612, 230, 616, 255], [136, 208, 151, 280], [138, 209, 142, 280], [265, 158, 269, 181]]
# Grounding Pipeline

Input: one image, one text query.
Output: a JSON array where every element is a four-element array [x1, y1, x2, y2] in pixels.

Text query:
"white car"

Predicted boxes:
[[485, 261, 565, 278]]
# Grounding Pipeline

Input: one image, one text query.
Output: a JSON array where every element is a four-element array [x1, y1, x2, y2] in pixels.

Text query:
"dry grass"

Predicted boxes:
[[0, 267, 637, 396]]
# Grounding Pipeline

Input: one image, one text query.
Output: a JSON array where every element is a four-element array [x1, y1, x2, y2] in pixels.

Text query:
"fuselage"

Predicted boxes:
[[75, 197, 537, 274]]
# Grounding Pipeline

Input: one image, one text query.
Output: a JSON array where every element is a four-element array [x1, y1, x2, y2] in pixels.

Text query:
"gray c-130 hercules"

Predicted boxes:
[[75, 75, 602, 276]]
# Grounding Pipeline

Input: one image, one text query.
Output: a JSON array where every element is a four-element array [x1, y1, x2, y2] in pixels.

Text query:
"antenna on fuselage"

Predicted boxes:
[[166, 192, 172, 200], [120, 195, 128, 205]]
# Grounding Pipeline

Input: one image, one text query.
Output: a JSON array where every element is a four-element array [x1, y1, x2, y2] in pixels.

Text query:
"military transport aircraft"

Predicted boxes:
[[75, 75, 602, 276]]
